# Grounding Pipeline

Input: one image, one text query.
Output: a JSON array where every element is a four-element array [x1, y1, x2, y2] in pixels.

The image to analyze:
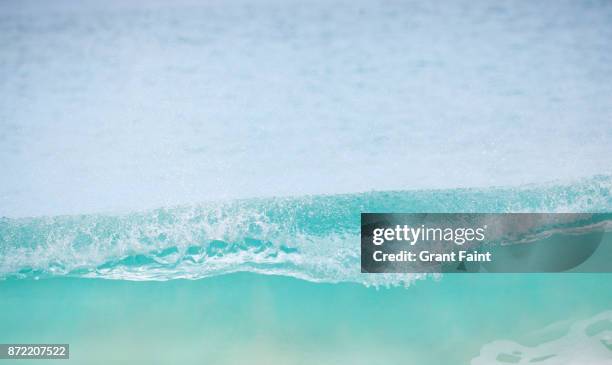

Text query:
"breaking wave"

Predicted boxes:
[[1, 175, 611, 285]]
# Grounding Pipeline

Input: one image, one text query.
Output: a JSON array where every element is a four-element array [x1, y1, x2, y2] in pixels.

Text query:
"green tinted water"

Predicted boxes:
[[1, 272, 611, 365]]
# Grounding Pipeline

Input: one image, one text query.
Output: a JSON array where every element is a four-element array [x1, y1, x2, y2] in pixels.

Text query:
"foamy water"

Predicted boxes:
[[473, 311, 612, 365], [1, 176, 611, 284]]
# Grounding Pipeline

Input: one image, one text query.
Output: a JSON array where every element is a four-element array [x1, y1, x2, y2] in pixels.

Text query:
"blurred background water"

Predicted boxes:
[[1, 0, 611, 217]]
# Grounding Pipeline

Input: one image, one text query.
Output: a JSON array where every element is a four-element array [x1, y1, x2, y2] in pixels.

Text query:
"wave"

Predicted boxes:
[[1, 175, 611, 285]]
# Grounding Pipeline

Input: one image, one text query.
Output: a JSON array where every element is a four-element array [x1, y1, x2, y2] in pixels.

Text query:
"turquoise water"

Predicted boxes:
[[1, 274, 611, 364], [1, 177, 612, 364]]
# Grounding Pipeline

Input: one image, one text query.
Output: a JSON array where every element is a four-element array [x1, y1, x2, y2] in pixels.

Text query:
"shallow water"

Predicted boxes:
[[1, 273, 611, 365]]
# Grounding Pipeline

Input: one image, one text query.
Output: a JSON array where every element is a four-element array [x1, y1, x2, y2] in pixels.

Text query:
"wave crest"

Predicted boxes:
[[1, 175, 611, 284]]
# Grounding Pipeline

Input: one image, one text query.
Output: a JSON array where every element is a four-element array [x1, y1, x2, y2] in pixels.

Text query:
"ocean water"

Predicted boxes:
[[1, 0, 612, 364], [1, 178, 612, 364], [0, 274, 611, 365]]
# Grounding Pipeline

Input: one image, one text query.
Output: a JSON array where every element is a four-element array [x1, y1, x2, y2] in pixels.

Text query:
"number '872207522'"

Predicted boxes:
[[0, 344, 69, 359]]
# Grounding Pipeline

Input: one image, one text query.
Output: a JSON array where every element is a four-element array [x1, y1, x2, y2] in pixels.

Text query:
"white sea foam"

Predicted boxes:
[[472, 311, 612, 365]]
